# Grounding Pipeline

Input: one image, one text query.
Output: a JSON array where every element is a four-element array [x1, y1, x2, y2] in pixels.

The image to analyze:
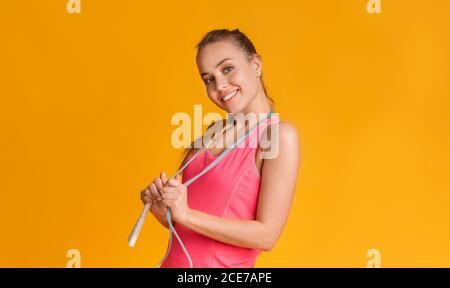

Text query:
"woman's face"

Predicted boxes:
[[196, 40, 261, 113]]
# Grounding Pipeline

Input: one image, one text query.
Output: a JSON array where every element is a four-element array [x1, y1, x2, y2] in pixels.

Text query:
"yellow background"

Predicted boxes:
[[1, 0, 449, 267]]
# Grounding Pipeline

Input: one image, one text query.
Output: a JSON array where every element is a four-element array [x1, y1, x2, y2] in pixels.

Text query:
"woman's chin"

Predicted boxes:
[[222, 105, 240, 114]]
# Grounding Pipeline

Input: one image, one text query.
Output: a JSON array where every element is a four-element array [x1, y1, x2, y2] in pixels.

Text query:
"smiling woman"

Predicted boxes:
[[196, 30, 275, 113], [141, 29, 301, 268]]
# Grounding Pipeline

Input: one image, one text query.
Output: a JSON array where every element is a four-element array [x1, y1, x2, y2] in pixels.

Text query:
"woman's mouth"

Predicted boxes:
[[221, 89, 239, 102]]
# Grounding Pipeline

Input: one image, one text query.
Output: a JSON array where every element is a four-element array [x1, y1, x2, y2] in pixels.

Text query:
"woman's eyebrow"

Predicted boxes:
[[201, 58, 233, 77]]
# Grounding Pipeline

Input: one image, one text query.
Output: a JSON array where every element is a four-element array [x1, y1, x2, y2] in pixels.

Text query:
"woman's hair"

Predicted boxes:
[[178, 28, 276, 170]]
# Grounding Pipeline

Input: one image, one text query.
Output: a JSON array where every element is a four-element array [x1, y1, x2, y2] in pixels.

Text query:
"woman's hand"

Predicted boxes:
[[161, 174, 191, 225], [141, 172, 169, 227], [141, 171, 167, 205]]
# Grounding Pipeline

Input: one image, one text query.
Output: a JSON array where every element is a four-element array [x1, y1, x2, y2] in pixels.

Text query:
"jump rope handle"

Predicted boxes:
[[130, 183, 193, 267], [128, 175, 177, 248], [128, 202, 152, 247]]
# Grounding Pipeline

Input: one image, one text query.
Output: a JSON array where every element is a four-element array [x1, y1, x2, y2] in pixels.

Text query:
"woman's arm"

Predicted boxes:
[[178, 122, 301, 251]]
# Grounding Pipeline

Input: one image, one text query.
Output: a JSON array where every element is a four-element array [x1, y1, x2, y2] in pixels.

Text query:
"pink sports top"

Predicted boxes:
[[160, 114, 280, 268]]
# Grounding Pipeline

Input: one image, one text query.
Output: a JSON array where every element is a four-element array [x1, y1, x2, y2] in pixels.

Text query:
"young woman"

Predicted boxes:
[[140, 29, 300, 268]]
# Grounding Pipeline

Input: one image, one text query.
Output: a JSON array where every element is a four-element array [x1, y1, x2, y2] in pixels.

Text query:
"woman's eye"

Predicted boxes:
[[223, 66, 233, 73], [203, 67, 233, 85]]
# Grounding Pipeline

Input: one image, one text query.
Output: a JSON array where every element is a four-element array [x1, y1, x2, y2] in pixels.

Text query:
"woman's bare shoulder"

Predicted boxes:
[[262, 119, 300, 143]]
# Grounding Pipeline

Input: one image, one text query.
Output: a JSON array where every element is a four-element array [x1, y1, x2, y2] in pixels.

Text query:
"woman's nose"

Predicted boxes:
[[215, 75, 228, 91]]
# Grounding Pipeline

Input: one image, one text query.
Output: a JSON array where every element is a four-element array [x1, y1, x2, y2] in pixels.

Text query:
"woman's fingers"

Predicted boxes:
[[166, 174, 182, 187], [140, 171, 182, 205], [166, 178, 178, 187], [160, 171, 168, 186], [141, 187, 153, 204], [154, 177, 164, 193], [140, 189, 146, 203], [161, 187, 178, 199], [149, 183, 161, 201]]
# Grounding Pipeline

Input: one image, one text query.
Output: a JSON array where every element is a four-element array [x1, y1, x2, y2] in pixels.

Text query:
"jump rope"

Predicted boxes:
[[128, 111, 274, 268]]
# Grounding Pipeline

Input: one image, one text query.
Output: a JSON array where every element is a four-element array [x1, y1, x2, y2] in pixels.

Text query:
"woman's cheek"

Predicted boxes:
[[209, 93, 223, 107], [230, 72, 244, 89], [232, 73, 251, 102], [206, 89, 220, 104]]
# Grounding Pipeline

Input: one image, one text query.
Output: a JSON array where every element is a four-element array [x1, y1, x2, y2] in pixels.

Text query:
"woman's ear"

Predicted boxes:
[[250, 54, 263, 77]]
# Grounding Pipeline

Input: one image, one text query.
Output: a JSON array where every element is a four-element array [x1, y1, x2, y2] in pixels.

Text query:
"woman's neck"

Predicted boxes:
[[237, 88, 272, 119], [229, 98, 273, 135]]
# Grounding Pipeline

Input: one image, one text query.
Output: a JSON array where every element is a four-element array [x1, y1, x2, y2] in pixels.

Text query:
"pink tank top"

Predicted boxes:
[[160, 114, 280, 268]]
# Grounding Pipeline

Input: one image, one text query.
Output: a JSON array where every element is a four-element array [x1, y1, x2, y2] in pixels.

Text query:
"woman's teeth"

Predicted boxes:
[[222, 89, 238, 101]]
